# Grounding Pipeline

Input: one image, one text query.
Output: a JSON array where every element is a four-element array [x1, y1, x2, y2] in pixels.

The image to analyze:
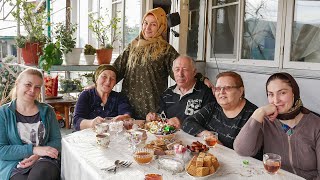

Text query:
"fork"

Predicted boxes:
[[119, 161, 133, 168]]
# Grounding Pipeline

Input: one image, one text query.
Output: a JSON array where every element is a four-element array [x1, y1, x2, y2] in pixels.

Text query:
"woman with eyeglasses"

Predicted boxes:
[[182, 71, 258, 150]]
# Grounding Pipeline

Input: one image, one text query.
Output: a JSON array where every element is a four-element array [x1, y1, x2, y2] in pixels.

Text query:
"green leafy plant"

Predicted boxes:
[[59, 79, 83, 93], [0, 64, 19, 105], [88, 9, 121, 49], [11, 0, 47, 47], [55, 22, 77, 54], [39, 42, 63, 71], [84, 44, 96, 55], [81, 72, 94, 85]]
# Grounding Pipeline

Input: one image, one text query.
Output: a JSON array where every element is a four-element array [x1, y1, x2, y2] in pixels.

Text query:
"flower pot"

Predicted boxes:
[[64, 48, 83, 65], [96, 49, 113, 64], [84, 55, 95, 65], [21, 42, 42, 65]]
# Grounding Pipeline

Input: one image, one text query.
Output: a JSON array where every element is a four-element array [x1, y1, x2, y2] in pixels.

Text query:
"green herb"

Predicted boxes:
[[243, 160, 249, 165]]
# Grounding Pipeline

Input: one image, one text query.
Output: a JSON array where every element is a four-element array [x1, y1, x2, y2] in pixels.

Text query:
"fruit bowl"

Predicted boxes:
[[154, 132, 176, 140]]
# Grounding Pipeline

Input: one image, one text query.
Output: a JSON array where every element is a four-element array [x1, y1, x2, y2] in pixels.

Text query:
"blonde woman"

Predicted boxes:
[[0, 68, 61, 180]]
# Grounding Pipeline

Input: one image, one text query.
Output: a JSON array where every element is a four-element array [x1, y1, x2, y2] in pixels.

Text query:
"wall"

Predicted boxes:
[[206, 67, 320, 115]]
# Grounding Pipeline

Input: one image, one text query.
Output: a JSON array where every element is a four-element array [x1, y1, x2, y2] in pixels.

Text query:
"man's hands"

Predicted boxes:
[[146, 112, 181, 129], [166, 117, 181, 129], [146, 112, 159, 122]]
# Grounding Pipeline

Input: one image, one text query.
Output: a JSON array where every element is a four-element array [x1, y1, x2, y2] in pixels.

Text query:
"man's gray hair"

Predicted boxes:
[[172, 55, 196, 70]]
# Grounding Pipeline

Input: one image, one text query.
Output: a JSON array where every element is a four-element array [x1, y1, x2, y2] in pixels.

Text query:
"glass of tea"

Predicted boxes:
[[263, 153, 281, 174], [144, 171, 163, 180], [203, 131, 218, 147], [123, 118, 134, 130]]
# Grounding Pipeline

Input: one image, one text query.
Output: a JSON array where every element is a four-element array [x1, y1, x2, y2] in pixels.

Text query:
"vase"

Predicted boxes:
[[64, 48, 83, 65], [84, 55, 95, 65], [96, 48, 113, 65], [21, 42, 42, 65]]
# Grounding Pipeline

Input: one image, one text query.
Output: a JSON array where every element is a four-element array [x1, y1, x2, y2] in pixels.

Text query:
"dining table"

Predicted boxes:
[[61, 128, 305, 180]]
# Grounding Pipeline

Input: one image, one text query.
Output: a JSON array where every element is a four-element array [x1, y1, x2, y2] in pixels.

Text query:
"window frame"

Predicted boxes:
[[282, 0, 320, 70], [206, 0, 287, 68]]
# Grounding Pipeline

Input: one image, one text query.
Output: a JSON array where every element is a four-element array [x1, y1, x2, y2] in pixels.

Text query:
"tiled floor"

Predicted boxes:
[[60, 128, 74, 137]]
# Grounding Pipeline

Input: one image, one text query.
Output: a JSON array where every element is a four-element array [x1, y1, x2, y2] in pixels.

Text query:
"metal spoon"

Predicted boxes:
[[114, 160, 120, 174]]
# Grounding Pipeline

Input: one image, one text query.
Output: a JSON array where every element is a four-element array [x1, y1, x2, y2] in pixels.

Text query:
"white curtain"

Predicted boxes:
[[291, 24, 320, 62]]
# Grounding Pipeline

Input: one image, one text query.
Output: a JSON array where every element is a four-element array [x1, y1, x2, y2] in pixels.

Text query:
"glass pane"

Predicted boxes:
[[112, 1, 122, 54], [1, 1, 20, 60], [78, 1, 88, 48], [290, 0, 320, 63], [124, 1, 141, 46], [187, 0, 206, 60], [241, 0, 278, 60], [211, 0, 238, 57]]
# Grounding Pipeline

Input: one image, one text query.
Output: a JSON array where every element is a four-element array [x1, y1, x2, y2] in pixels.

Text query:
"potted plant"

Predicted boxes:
[[55, 22, 82, 65], [12, 0, 47, 65], [39, 41, 63, 72], [0, 64, 19, 105], [84, 44, 96, 65], [81, 72, 94, 85], [88, 9, 120, 64], [59, 79, 83, 93]]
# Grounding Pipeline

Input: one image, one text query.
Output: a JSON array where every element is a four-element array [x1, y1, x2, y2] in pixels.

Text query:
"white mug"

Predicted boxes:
[[96, 133, 110, 147], [95, 123, 109, 134]]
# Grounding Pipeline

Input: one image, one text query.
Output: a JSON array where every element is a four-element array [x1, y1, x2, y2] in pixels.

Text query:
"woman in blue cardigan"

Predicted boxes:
[[0, 68, 61, 180]]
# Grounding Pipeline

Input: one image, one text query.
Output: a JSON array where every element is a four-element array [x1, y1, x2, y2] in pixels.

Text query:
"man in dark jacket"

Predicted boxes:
[[146, 55, 216, 128]]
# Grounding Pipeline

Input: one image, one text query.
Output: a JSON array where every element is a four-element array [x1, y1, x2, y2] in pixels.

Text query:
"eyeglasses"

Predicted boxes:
[[214, 86, 240, 92]]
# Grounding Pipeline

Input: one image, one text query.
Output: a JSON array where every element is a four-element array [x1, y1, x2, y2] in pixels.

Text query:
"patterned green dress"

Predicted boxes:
[[113, 42, 179, 119]]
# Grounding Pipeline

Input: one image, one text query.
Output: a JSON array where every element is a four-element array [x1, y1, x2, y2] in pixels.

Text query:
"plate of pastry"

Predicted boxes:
[[186, 152, 220, 179]]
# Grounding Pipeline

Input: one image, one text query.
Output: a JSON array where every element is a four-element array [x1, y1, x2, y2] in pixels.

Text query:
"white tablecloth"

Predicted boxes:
[[61, 129, 305, 180]]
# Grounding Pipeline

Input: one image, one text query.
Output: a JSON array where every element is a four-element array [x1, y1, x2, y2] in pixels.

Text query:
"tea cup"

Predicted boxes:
[[96, 133, 110, 147], [263, 153, 281, 174], [203, 131, 218, 147], [95, 122, 109, 134]]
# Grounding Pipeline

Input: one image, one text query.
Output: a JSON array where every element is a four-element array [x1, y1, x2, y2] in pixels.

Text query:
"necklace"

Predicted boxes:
[[100, 103, 105, 111]]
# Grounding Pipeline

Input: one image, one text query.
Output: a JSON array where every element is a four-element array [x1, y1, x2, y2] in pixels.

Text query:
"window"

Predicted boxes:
[[241, 0, 278, 61], [124, 1, 141, 46], [111, 0, 123, 54], [208, 0, 239, 60], [79, 0, 141, 55], [207, 0, 320, 71], [288, 0, 320, 63], [186, 0, 206, 60]]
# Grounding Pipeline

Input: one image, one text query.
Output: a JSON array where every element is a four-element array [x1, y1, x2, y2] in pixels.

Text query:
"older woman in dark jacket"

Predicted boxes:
[[183, 71, 257, 150], [73, 65, 132, 131]]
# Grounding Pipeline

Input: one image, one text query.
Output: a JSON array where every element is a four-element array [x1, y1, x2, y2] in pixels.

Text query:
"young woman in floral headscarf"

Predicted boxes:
[[113, 7, 178, 119], [113, 7, 211, 119], [234, 72, 320, 180]]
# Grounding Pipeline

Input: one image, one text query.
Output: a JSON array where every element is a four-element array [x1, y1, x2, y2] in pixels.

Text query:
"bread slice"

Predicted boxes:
[[203, 156, 212, 167], [198, 152, 206, 158], [209, 166, 216, 174], [196, 157, 204, 167], [196, 167, 209, 176]]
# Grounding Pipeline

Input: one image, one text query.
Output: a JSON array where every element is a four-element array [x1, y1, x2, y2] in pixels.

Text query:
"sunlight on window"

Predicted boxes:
[[241, 0, 278, 61], [290, 0, 320, 63]]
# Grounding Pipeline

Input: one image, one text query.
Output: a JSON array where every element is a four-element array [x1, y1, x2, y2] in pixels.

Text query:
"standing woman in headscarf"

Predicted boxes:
[[113, 7, 179, 119], [234, 72, 320, 180]]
